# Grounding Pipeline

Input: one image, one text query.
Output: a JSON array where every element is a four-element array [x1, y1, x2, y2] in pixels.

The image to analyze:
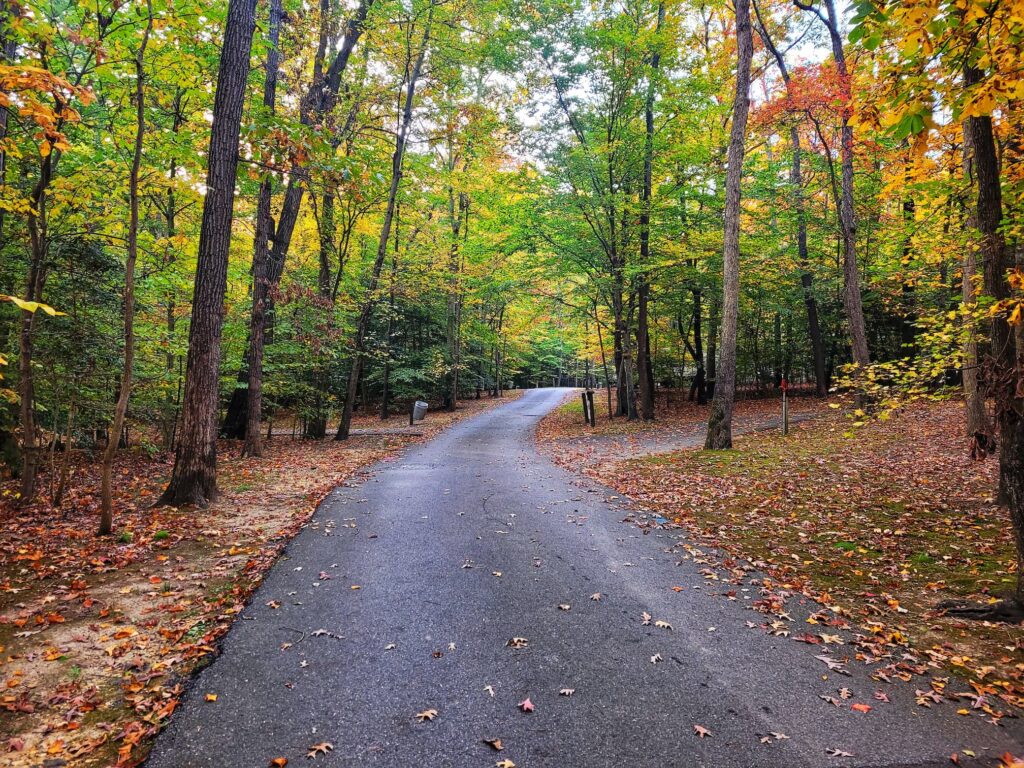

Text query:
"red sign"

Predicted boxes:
[[780, 378, 789, 392]]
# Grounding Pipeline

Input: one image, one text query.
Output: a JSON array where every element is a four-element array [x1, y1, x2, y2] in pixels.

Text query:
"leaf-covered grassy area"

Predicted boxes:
[[542, 397, 1024, 714], [0, 393, 519, 767]]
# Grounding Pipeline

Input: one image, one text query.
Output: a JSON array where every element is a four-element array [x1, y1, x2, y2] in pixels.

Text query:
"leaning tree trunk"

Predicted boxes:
[[99, 2, 152, 534], [157, 0, 259, 507], [705, 0, 752, 450]]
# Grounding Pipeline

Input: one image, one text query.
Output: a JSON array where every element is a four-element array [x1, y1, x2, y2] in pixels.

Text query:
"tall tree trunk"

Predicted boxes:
[[0, 1, 16, 247], [381, 223, 399, 420], [18, 157, 54, 502], [337, 4, 434, 440], [960, 124, 992, 437], [612, 287, 627, 415], [689, 289, 707, 403], [446, 182, 467, 411], [157, 0, 259, 506], [241, 0, 284, 459], [755, 2, 832, 397], [965, 66, 1024, 602], [99, 2, 152, 534], [705, 0, 752, 449], [795, 0, 869, 368], [707, 296, 718, 397], [635, 2, 664, 423], [222, 0, 373, 438]]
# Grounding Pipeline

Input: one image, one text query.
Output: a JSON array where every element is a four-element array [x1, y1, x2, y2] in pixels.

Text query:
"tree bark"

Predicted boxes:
[[157, 0, 259, 506], [99, 1, 152, 534], [705, 0, 752, 450], [960, 123, 993, 438], [965, 66, 1024, 602], [240, 0, 284, 459]]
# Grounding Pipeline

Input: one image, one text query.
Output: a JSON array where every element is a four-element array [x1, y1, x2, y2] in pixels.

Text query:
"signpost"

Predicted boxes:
[[580, 389, 596, 427]]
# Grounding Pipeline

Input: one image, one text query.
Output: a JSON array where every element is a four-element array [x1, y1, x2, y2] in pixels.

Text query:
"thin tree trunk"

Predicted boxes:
[[754, 3, 829, 397], [635, 2, 664, 423], [705, 0, 752, 449], [241, 0, 284, 459], [707, 296, 718, 396], [337, 3, 434, 440], [99, 1, 152, 533], [157, 0, 259, 506], [795, 0, 869, 367]]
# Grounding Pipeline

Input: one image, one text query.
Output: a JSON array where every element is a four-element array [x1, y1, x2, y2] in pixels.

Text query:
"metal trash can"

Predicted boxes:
[[413, 400, 429, 422]]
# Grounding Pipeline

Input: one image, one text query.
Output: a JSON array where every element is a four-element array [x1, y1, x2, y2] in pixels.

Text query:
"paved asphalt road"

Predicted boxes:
[[146, 388, 1023, 768]]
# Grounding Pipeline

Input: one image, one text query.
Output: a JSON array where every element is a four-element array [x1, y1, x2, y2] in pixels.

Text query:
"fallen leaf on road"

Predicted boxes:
[[559, 688, 575, 696], [506, 637, 528, 649], [851, 703, 872, 713], [771, 732, 789, 740], [204, 693, 217, 702], [484, 685, 495, 697], [483, 738, 503, 751], [693, 725, 711, 738], [415, 709, 438, 722], [307, 742, 333, 758], [496, 760, 516, 768], [826, 748, 853, 758], [650, 653, 662, 664], [815, 655, 851, 675], [518, 698, 534, 713], [642, 612, 652, 625], [655, 620, 673, 630], [591, 592, 602, 601], [270, 759, 287, 767], [558, 604, 571, 611]]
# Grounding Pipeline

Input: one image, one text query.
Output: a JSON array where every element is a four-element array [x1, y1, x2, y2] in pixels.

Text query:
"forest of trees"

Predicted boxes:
[[0, 0, 1021, 590]]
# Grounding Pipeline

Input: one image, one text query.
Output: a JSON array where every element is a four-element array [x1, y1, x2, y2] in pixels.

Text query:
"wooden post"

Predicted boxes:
[[581, 392, 591, 425], [409, 400, 415, 426], [781, 378, 789, 435], [586, 390, 596, 427]]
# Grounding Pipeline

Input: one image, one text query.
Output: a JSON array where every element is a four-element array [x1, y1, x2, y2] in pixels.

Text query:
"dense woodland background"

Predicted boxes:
[[0, 0, 1021, 556]]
